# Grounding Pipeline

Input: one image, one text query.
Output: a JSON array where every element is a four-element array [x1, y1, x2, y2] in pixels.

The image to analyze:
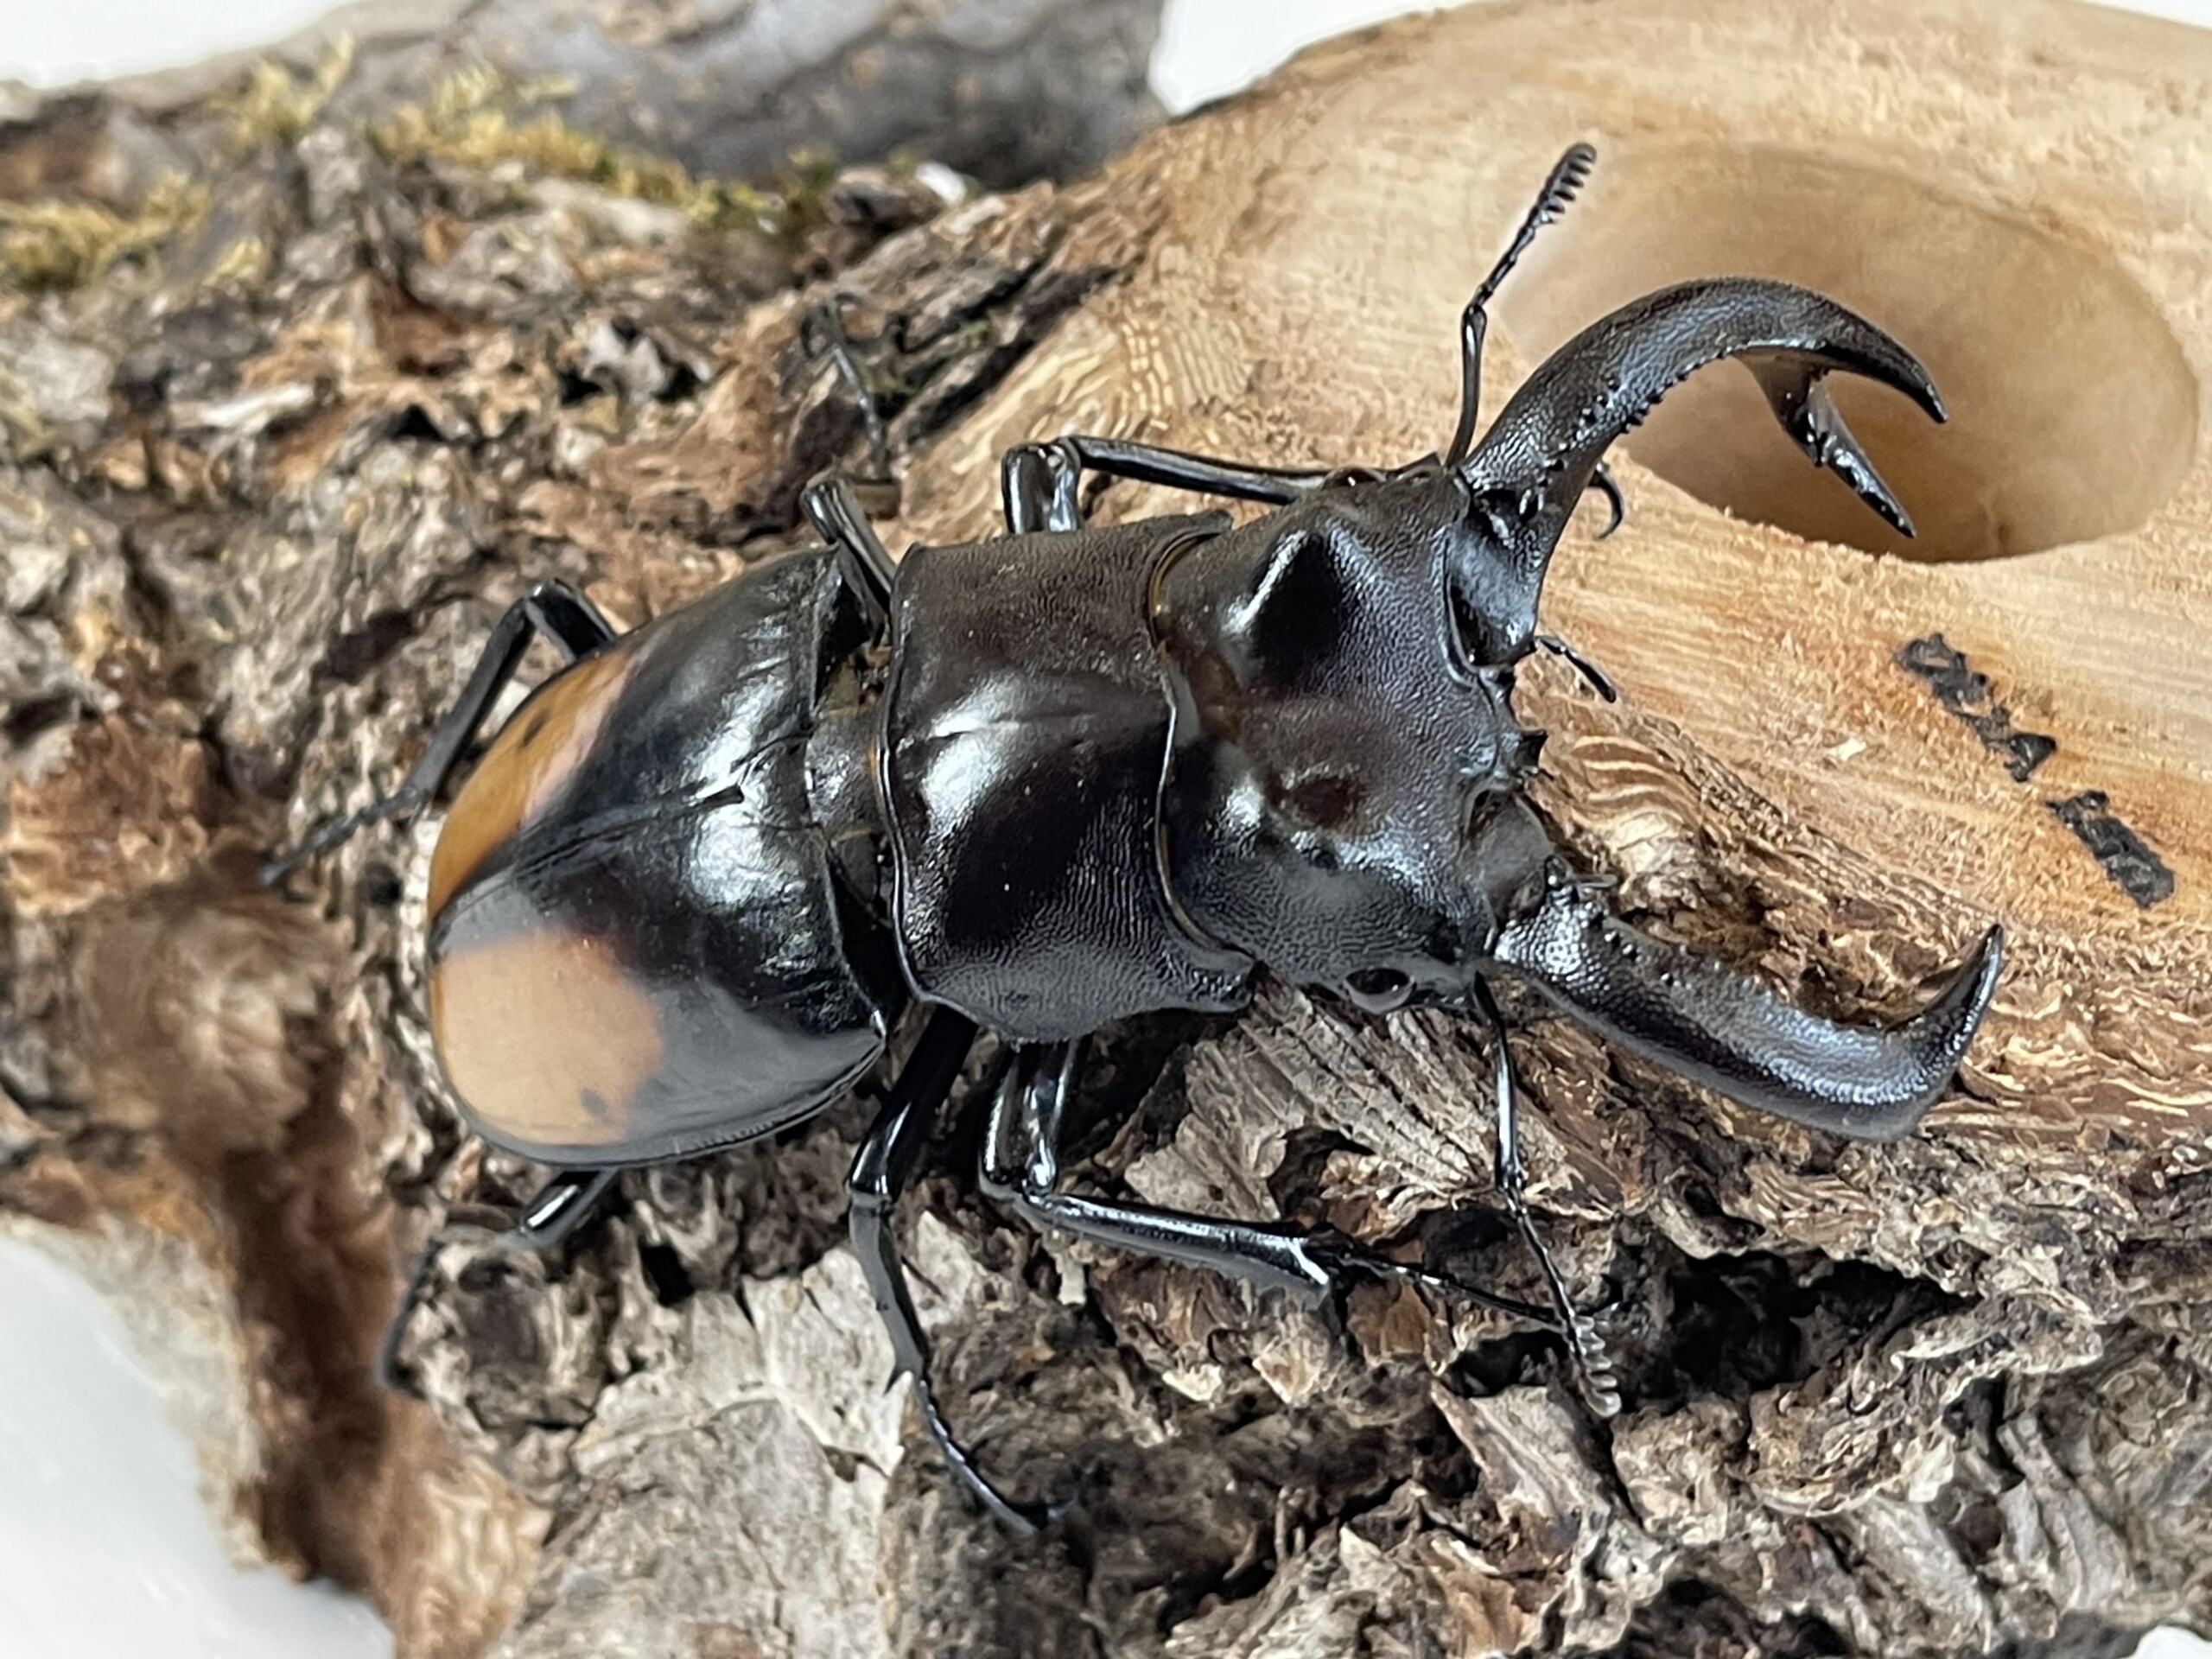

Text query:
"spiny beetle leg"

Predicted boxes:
[[1473, 977, 1624, 1419], [262, 580, 616, 885], [981, 1041, 1569, 1341], [513, 1167, 620, 1251], [849, 1007, 1060, 1534], [1531, 633, 1619, 703], [804, 295, 895, 497]]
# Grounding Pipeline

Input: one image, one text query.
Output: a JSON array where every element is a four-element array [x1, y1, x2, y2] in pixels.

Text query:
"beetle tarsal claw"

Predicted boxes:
[[912, 1376, 1058, 1535], [261, 786, 425, 886]]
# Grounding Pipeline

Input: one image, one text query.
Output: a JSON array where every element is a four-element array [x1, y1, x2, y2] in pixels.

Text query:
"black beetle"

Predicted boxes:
[[274, 146, 2004, 1529]]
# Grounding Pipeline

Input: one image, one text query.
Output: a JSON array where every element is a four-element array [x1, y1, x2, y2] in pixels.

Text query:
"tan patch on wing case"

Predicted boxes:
[[428, 648, 635, 916], [429, 925, 664, 1151]]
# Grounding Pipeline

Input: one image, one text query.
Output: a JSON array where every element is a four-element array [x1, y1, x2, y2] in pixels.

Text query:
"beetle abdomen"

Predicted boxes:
[[426, 550, 899, 1166]]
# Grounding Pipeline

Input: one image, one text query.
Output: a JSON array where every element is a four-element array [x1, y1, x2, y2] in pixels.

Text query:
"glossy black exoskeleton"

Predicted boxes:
[[272, 147, 2005, 1529]]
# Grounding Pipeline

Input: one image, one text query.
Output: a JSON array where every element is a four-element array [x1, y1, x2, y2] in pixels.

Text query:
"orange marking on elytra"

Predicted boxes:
[[429, 925, 664, 1151], [428, 649, 636, 915]]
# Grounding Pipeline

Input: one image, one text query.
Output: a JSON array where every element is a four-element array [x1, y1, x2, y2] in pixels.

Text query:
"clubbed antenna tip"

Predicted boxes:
[[1470, 142, 1599, 315]]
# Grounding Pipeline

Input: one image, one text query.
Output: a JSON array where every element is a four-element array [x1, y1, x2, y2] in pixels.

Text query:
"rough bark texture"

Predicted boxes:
[[2, 0, 1164, 190], [3, 3, 2211, 1658]]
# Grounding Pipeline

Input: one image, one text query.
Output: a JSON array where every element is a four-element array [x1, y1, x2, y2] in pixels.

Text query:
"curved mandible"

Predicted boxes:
[[1490, 865, 2003, 1142], [1452, 278, 1946, 663]]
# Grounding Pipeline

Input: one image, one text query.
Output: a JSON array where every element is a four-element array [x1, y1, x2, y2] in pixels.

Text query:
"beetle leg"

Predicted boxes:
[[803, 296, 895, 498], [263, 579, 616, 882], [1471, 978, 1623, 1418], [1046, 434, 1333, 506], [513, 1166, 621, 1249], [1001, 439, 1086, 533], [981, 1041, 1568, 1332], [374, 1166, 621, 1395], [1531, 633, 1618, 702], [800, 470, 899, 631], [849, 1007, 1058, 1533], [375, 1238, 449, 1397]]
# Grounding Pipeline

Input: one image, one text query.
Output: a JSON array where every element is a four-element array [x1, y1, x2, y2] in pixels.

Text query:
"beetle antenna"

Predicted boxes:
[[1474, 143, 1597, 316], [1471, 976, 1622, 1418], [1444, 143, 1599, 470]]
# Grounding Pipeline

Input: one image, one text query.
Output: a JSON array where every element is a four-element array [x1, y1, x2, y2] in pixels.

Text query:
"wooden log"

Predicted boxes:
[[4, 1, 2211, 1656]]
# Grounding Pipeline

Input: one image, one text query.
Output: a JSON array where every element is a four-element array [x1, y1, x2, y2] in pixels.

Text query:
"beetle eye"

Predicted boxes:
[[1344, 968, 1413, 1014]]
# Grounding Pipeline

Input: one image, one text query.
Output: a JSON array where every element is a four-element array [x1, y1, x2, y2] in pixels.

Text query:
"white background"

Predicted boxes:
[[2, 2, 2209, 1656]]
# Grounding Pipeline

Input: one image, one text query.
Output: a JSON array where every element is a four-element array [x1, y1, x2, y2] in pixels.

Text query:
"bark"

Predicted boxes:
[[3, 0, 1163, 190], [4, 2, 2212, 1658]]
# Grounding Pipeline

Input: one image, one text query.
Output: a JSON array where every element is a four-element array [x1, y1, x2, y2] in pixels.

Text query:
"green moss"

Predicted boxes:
[[0, 175, 208, 292], [214, 35, 355, 153], [370, 66, 784, 232]]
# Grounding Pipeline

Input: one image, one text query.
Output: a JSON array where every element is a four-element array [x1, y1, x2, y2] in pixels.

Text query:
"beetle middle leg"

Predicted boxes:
[[264, 579, 616, 881], [981, 1041, 1571, 1339], [849, 1007, 1058, 1533]]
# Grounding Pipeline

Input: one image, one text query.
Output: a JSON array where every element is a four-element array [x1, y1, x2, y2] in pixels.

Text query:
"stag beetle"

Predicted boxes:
[[273, 146, 2004, 1530]]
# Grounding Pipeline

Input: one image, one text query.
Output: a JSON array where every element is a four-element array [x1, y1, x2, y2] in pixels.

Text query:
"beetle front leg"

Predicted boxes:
[[981, 1041, 1569, 1331], [849, 1007, 1058, 1534], [1039, 434, 1332, 507], [264, 579, 617, 882]]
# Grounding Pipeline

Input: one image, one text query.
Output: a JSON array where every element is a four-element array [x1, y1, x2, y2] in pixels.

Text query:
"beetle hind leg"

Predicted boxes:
[[264, 580, 616, 883], [849, 1008, 1061, 1534], [375, 1165, 621, 1395]]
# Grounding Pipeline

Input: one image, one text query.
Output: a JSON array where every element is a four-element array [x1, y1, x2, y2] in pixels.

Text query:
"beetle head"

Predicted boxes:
[[1151, 474, 1553, 1012]]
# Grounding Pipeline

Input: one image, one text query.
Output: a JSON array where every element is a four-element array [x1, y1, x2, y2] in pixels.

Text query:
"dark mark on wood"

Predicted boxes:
[[1897, 635, 2174, 908], [2049, 792, 2176, 909], [1895, 634, 2057, 781]]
